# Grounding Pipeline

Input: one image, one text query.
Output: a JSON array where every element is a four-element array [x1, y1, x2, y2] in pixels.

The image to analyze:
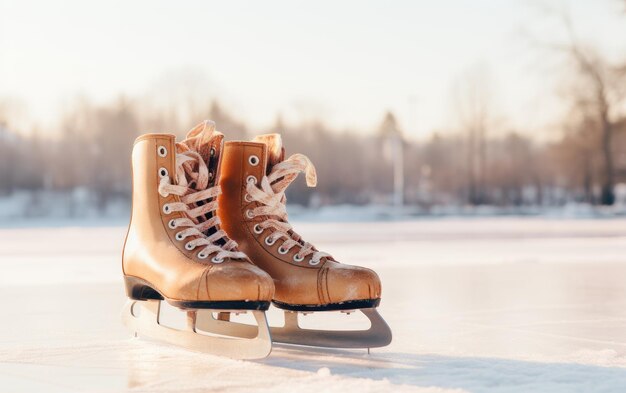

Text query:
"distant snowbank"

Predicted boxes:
[[0, 190, 625, 228], [0, 190, 129, 227], [289, 203, 626, 222]]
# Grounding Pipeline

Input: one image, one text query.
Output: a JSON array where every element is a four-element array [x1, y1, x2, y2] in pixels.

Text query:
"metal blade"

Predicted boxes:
[[195, 307, 392, 349], [272, 308, 392, 348], [121, 300, 272, 360]]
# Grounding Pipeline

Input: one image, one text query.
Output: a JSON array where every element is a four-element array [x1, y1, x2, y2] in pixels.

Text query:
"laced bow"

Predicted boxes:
[[159, 148, 247, 262], [246, 153, 331, 265]]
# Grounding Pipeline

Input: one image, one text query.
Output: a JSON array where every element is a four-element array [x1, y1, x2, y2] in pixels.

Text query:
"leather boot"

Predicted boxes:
[[217, 134, 382, 311], [122, 122, 274, 309]]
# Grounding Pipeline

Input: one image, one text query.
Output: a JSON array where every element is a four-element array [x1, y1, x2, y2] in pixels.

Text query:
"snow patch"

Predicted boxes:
[[316, 366, 332, 377]]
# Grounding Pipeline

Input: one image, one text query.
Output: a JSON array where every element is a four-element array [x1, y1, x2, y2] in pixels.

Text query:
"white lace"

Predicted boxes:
[[159, 149, 247, 262], [245, 153, 331, 265]]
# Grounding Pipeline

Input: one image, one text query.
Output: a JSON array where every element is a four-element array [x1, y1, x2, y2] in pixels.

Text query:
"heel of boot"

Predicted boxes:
[[124, 276, 164, 301]]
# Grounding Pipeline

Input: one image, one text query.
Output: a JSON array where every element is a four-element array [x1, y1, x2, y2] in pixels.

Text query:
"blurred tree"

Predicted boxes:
[[91, 98, 139, 212], [0, 120, 17, 195], [453, 66, 494, 205], [548, 12, 624, 205]]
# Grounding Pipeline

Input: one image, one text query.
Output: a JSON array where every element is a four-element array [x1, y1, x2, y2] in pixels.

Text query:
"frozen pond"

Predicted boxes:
[[1, 217, 626, 392]]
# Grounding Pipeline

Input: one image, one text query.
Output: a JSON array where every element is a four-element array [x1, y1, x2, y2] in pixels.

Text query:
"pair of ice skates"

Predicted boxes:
[[121, 121, 392, 359]]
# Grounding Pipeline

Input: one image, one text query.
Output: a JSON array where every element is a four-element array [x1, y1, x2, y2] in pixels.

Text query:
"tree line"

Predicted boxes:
[[0, 95, 624, 212]]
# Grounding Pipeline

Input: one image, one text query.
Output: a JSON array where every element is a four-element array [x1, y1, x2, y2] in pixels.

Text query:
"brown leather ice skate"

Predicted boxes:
[[121, 121, 274, 359], [215, 133, 392, 349]]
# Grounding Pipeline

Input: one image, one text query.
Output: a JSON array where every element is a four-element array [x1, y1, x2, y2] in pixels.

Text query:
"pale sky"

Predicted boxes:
[[0, 0, 624, 139]]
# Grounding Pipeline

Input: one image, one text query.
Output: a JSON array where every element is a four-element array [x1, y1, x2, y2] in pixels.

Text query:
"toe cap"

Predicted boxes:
[[202, 262, 274, 302], [324, 262, 381, 304]]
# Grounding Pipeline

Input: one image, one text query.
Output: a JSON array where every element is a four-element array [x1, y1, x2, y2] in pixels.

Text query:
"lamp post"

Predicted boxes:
[[379, 112, 404, 208]]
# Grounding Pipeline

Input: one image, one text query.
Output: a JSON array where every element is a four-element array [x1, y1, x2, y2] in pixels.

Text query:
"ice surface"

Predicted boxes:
[[1, 218, 626, 392]]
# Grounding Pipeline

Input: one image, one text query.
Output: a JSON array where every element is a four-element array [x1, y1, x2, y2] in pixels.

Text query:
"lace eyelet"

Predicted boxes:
[[198, 252, 208, 259], [248, 155, 259, 166], [162, 204, 172, 214], [253, 224, 264, 234], [210, 148, 216, 157], [175, 232, 185, 241], [158, 146, 167, 157], [208, 172, 214, 180], [185, 242, 195, 251], [265, 236, 276, 246], [293, 254, 304, 262], [309, 259, 321, 266], [245, 210, 255, 219], [244, 193, 253, 203], [158, 167, 168, 178], [278, 246, 288, 255], [212, 256, 224, 263], [246, 175, 257, 185], [168, 219, 177, 229]]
